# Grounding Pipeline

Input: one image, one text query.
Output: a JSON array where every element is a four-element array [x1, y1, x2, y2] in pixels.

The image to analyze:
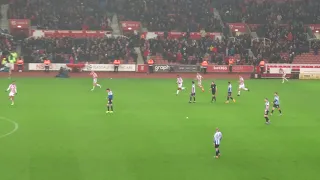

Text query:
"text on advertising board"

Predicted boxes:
[[136, 65, 148, 73], [121, 21, 141, 31], [227, 23, 247, 32], [266, 64, 320, 72], [207, 65, 254, 73], [299, 74, 320, 79], [174, 65, 199, 72], [31, 30, 111, 38], [154, 65, 170, 72], [84, 64, 136, 72], [269, 68, 292, 74], [142, 32, 221, 40], [9, 19, 30, 29], [28, 63, 67, 71], [266, 63, 320, 69], [153, 65, 199, 72]]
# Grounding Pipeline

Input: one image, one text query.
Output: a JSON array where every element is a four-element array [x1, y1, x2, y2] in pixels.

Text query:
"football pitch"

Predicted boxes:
[[0, 77, 319, 180]]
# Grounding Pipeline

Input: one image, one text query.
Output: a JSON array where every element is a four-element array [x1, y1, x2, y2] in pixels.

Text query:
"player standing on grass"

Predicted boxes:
[[210, 81, 217, 103], [7, 60, 12, 79], [106, 88, 114, 113], [6, 81, 17, 105], [213, 128, 222, 159], [237, 75, 249, 96], [196, 73, 204, 92], [279, 68, 288, 83], [90, 71, 101, 91], [271, 92, 282, 116], [176, 75, 185, 95], [189, 81, 196, 103], [264, 98, 270, 124], [226, 82, 236, 103]]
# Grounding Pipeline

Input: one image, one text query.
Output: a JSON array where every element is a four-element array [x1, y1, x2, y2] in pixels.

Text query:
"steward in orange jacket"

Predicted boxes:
[[17, 58, 24, 72], [259, 59, 265, 74], [113, 59, 120, 72], [228, 58, 234, 73], [201, 60, 208, 74], [44, 59, 51, 72], [147, 59, 154, 73]]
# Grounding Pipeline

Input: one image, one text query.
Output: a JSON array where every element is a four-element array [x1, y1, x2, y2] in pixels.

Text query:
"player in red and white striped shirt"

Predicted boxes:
[[6, 81, 17, 105], [196, 73, 204, 92], [189, 81, 196, 103], [237, 75, 249, 96], [176, 75, 185, 95], [90, 71, 101, 91], [279, 68, 288, 83]]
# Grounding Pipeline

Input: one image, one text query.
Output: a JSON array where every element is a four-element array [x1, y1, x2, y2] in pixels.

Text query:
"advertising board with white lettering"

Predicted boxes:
[[153, 65, 171, 72], [83, 64, 136, 72], [266, 64, 320, 73], [207, 65, 254, 73], [153, 65, 199, 72], [269, 68, 292, 74], [28, 63, 67, 71], [299, 68, 320, 74], [173, 65, 199, 72], [299, 73, 320, 80]]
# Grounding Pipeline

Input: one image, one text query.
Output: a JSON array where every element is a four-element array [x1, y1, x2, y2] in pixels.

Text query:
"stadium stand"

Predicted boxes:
[[3, 0, 320, 65], [8, 0, 112, 30], [0, 34, 14, 52], [21, 37, 137, 63], [116, 0, 222, 32]]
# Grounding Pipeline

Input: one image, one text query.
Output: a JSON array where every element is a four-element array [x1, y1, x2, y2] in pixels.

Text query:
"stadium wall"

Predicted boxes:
[[4, 63, 320, 80], [264, 63, 320, 80]]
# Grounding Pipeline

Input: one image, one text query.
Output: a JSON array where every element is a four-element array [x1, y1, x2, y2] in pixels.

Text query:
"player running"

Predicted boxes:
[[213, 128, 222, 159], [210, 81, 217, 103], [226, 82, 236, 103], [106, 88, 114, 113], [271, 92, 282, 116], [176, 75, 185, 95], [6, 81, 17, 105], [264, 98, 270, 124], [196, 73, 204, 92], [237, 75, 249, 96], [7, 60, 12, 79], [279, 68, 288, 83], [90, 71, 101, 91], [189, 81, 196, 103]]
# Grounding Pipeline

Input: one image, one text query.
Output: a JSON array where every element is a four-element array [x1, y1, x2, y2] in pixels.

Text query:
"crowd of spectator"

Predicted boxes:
[[8, 0, 112, 30], [141, 34, 257, 65], [0, 33, 15, 53], [218, 0, 320, 24], [117, 0, 223, 32], [8, 0, 224, 32], [21, 36, 137, 63], [250, 21, 310, 63], [4, 0, 320, 65], [213, 0, 320, 64], [142, 37, 218, 64]]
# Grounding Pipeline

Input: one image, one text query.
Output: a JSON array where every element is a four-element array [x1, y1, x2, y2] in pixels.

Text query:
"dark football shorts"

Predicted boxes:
[[215, 143, 220, 148], [190, 93, 195, 96], [264, 110, 269, 115], [212, 91, 216, 95], [273, 104, 280, 108], [108, 99, 113, 104], [228, 92, 232, 96]]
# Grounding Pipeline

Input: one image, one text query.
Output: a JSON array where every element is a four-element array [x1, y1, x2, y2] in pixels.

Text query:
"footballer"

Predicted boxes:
[[271, 92, 282, 116]]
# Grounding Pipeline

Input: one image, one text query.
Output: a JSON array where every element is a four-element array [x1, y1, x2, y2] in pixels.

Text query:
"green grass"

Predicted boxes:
[[0, 78, 319, 180]]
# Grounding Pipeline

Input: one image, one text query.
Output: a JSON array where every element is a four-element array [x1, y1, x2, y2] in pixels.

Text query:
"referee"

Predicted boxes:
[[213, 128, 222, 159]]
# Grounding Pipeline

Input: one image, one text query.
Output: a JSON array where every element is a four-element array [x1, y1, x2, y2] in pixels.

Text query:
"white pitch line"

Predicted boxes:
[[0, 117, 19, 139]]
